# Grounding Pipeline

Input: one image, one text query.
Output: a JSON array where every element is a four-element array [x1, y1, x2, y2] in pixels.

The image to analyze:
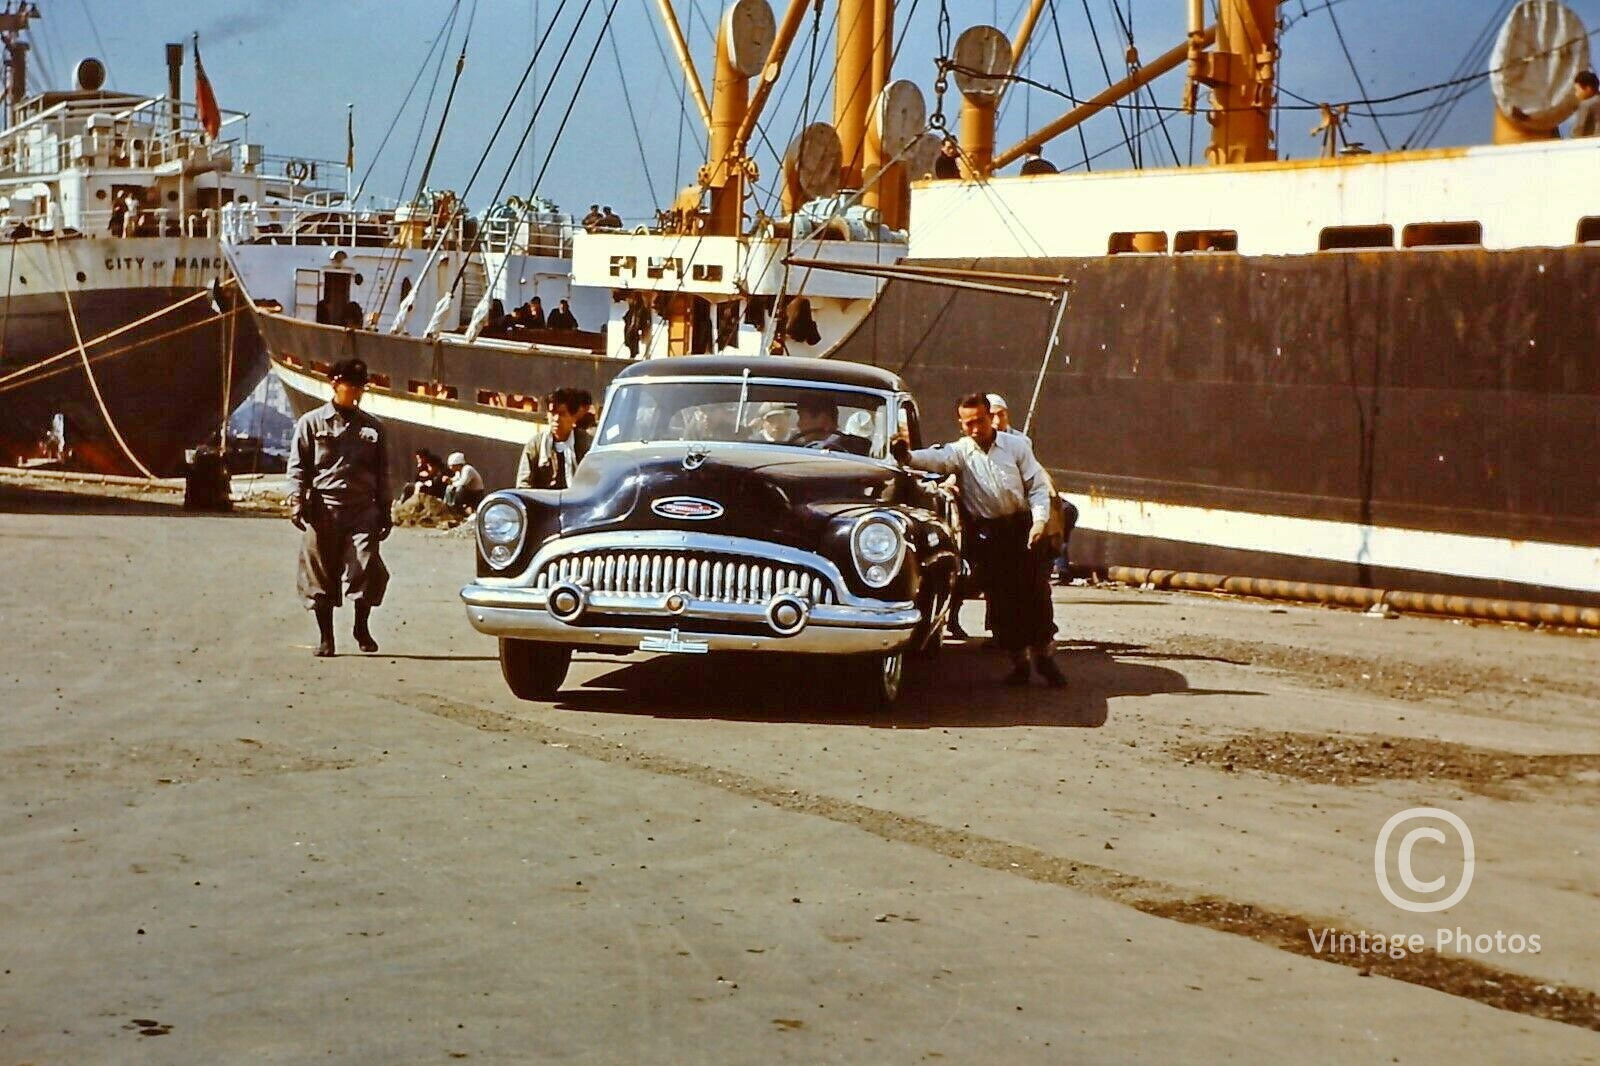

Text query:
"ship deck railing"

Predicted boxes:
[[0, 94, 350, 192]]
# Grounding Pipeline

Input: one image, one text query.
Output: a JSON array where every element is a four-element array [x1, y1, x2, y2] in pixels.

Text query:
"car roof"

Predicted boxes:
[[613, 355, 905, 393]]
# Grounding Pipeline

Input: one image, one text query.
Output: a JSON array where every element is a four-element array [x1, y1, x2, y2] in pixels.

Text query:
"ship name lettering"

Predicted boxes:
[[104, 257, 148, 269]]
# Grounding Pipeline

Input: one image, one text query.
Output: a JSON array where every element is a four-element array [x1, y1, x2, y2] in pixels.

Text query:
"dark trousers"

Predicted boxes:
[[967, 512, 1056, 653], [297, 502, 389, 610]]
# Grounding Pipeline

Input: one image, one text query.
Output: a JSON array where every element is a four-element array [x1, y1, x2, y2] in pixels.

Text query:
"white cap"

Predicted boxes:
[[986, 393, 1009, 411], [446, 451, 466, 466]]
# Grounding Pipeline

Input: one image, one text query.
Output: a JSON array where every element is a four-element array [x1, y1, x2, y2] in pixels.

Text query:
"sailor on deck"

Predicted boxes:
[[286, 358, 391, 657]]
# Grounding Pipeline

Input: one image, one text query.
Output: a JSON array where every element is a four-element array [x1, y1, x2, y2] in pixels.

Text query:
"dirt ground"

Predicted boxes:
[[2, 483, 1598, 1062]]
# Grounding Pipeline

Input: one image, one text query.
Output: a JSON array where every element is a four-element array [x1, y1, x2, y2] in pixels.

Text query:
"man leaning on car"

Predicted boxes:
[[894, 393, 1065, 687]]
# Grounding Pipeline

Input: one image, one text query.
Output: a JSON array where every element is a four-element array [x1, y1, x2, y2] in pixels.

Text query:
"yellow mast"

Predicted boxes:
[[1193, 0, 1279, 164], [835, 0, 874, 189], [861, 0, 893, 215], [706, 19, 752, 235]]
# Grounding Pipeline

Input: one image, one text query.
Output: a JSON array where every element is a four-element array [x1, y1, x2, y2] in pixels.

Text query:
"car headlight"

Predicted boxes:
[[477, 496, 526, 569], [851, 513, 906, 588]]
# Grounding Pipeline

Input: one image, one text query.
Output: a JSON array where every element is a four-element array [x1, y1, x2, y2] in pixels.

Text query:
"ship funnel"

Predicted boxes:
[[73, 57, 105, 92], [1490, 0, 1589, 141]]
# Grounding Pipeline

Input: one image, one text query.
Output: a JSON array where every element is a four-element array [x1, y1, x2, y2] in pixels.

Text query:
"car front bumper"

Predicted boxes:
[[460, 583, 921, 655]]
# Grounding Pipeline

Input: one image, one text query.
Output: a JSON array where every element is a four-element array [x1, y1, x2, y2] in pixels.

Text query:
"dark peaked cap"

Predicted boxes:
[[329, 358, 369, 386]]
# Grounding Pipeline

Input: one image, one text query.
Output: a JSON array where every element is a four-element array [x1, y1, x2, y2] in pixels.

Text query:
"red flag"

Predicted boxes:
[[194, 36, 220, 140]]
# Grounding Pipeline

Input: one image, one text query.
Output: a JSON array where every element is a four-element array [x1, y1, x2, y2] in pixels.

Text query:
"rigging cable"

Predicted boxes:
[[446, 0, 624, 301], [1325, 0, 1390, 149], [1406, 0, 1512, 148], [1045, 0, 1094, 171], [1075, 0, 1137, 163], [609, 22, 660, 207]]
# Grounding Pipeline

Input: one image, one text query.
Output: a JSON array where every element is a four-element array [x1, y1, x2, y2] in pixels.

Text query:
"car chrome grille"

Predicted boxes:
[[533, 549, 835, 605]]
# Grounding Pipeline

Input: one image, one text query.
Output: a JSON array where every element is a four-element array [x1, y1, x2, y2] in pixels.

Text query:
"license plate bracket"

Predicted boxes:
[[639, 627, 710, 655]]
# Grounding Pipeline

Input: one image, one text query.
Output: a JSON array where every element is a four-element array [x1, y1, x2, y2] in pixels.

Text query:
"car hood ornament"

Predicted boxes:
[[682, 444, 709, 471]]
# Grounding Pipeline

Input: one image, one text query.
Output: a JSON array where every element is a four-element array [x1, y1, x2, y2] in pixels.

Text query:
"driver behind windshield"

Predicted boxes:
[[793, 395, 871, 455]]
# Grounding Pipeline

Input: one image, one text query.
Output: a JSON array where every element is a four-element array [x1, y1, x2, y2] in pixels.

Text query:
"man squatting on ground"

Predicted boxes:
[[286, 358, 391, 657], [896, 392, 1066, 686]]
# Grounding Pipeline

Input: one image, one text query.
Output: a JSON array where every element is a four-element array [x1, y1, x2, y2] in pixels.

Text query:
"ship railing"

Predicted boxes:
[[220, 201, 460, 250], [10, 204, 225, 240], [477, 213, 578, 256]]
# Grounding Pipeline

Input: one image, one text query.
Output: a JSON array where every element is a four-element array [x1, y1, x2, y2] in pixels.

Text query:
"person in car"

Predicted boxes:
[[792, 395, 871, 455]]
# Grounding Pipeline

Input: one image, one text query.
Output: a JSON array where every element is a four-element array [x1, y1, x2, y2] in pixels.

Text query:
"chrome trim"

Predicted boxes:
[[475, 492, 529, 572], [462, 586, 919, 655], [850, 511, 909, 589], [494, 529, 895, 609], [765, 593, 811, 637], [547, 582, 587, 623]]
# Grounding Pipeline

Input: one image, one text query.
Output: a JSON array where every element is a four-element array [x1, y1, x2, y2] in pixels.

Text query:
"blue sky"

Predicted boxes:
[[24, 1, 1599, 224]]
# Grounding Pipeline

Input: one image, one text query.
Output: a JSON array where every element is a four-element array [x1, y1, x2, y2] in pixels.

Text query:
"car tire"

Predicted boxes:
[[853, 649, 905, 708], [499, 639, 572, 700]]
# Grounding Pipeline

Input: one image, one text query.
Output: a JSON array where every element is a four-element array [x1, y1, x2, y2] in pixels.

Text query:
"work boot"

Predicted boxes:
[[1034, 656, 1067, 688], [1003, 655, 1031, 686], [352, 604, 379, 654], [313, 603, 336, 658]]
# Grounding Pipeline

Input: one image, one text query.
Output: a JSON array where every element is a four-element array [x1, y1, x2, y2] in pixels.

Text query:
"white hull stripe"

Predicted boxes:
[[1078, 495, 1600, 595], [272, 359, 536, 445]]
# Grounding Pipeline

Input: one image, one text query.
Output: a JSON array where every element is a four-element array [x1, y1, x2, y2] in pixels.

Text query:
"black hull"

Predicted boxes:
[[831, 246, 1600, 608], [0, 286, 265, 477], [258, 311, 626, 490]]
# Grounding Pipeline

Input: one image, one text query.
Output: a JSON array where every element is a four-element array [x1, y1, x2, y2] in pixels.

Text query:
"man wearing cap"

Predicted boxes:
[[443, 451, 485, 513], [989, 393, 1078, 584], [286, 358, 391, 657], [894, 393, 1065, 686]]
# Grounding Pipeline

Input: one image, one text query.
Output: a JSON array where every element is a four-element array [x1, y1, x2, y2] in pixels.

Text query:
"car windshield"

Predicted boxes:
[[596, 379, 891, 459]]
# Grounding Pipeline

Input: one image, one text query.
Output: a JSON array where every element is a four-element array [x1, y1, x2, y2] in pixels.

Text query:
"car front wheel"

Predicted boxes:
[[499, 639, 572, 700], [853, 649, 905, 708]]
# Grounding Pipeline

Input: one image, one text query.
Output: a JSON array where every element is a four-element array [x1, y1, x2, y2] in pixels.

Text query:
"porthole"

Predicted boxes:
[[76, 271, 86, 282], [353, 273, 364, 286], [17, 275, 25, 284], [95, 188, 108, 200], [166, 190, 178, 203]]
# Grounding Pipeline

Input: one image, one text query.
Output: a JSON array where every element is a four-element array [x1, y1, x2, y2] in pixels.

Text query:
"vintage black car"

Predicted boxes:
[[460, 356, 961, 707]]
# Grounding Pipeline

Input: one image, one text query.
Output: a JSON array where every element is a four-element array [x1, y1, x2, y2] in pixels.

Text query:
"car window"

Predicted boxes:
[[598, 380, 890, 458]]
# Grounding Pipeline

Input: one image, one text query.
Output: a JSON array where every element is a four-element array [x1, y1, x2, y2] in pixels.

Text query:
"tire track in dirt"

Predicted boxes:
[[396, 690, 1600, 1033]]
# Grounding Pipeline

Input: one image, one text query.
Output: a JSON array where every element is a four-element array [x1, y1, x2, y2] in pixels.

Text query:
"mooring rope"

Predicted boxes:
[[47, 233, 157, 478]]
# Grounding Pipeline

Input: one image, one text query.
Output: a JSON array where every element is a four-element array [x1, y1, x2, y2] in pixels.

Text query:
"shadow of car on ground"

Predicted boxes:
[[553, 640, 1260, 728]]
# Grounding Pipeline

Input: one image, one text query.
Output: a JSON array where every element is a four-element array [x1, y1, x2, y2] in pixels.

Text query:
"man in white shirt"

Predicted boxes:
[[896, 393, 1065, 686], [986, 393, 1024, 438], [443, 451, 485, 512]]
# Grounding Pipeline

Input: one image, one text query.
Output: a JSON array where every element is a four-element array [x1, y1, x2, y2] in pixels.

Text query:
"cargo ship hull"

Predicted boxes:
[[0, 278, 263, 476], [832, 244, 1600, 607]]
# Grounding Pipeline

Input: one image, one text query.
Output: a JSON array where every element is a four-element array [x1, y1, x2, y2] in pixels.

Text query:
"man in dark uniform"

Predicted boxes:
[[286, 358, 391, 657]]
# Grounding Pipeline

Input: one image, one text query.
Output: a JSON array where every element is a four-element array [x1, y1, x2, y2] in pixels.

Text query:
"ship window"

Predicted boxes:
[[1174, 230, 1238, 253], [1109, 231, 1168, 255], [281, 354, 302, 368], [367, 373, 390, 390], [1579, 217, 1600, 244], [1401, 222, 1481, 248], [477, 389, 508, 407], [507, 392, 540, 412], [433, 384, 458, 401], [409, 379, 431, 396], [311, 361, 333, 376], [1319, 225, 1393, 251]]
